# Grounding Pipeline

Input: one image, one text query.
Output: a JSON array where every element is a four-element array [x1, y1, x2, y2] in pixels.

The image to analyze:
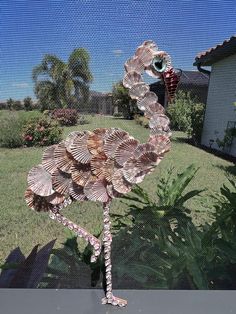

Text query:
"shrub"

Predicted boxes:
[[12, 100, 23, 111], [51, 108, 78, 126], [22, 117, 62, 147], [0, 112, 25, 148], [23, 97, 33, 111], [134, 114, 149, 128], [113, 112, 123, 118], [167, 91, 205, 144]]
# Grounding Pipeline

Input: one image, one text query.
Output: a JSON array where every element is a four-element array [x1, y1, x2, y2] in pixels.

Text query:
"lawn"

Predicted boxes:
[[0, 113, 235, 263]]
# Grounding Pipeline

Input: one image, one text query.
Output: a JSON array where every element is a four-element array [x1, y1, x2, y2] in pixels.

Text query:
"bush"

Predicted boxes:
[[12, 100, 24, 111], [22, 117, 62, 147], [113, 112, 123, 118], [23, 97, 33, 111], [51, 108, 78, 126], [167, 91, 205, 144], [134, 114, 149, 128], [0, 112, 25, 148]]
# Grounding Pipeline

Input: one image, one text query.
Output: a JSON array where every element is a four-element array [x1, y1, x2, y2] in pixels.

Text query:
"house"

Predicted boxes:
[[194, 35, 236, 157], [79, 91, 113, 115], [150, 70, 209, 107]]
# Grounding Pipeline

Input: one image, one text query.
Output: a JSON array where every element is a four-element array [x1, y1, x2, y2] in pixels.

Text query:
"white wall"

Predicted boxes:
[[201, 53, 236, 156]]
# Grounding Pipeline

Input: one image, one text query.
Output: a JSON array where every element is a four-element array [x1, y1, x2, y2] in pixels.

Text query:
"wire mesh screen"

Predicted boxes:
[[0, 1, 236, 294]]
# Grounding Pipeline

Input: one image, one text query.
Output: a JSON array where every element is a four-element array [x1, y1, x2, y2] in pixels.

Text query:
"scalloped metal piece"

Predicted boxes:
[[149, 114, 170, 129], [69, 181, 87, 201], [135, 46, 154, 67], [27, 164, 54, 197], [91, 152, 107, 178], [137, 91, 158, 111], [124, 56, 145, 73], [45, 192, 65, 205], [106, 184, 123, 199], [123, 71, 142, 89], [25, 188, 53, 212], [70, 163, 91, 186], [148, 135, 171, 155], [134, 143, 156, 159], [145, 102, 165, 118], [122, 158, 146, 184], [54, 142, 75, 173], [114, 138, 139, 166], [52, 169, 71, 195], [84, 179, 109, 203], [65, 131, 84, 153], [104, 129, 129, 158], [42, 145, 58, 175], [129, 82, 149, 100], [112, 169, 133, 194], [70, 132, 92, 164], [87, 131, 104, 155]]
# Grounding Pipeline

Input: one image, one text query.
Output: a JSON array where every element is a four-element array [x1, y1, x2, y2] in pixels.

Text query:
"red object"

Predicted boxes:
[[162, 68, 181, 102]]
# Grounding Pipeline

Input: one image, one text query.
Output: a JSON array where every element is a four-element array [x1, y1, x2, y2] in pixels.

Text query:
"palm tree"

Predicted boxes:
[[32, 49, 93, 110]]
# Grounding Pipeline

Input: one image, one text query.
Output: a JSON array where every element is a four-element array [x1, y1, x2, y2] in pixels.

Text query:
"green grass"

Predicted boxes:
[[0, 113, 235, 263]]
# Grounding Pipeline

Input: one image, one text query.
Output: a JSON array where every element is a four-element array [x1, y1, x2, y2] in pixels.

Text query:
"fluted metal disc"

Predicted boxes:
[[135, 46, 154, 67], [69, 181, 87, 201], [42, 145, 58, 174], [122, 158, 146, 184], [70, 131, 92, 164], [52, 169, 71, 195], [54, 142, 75, 173], [123, 71, 142, 89], [90, 152, 107, 178], [137, 91, 158, 111], [84, 178, 109, 203], [106, 184, 122, 199], [70, 163, 91, 186], [124, 56, 145, 73], [145, 102, 165, 118], [45, 192, 65, 205], [65, 131, 84, 153], [87, 131, 104, 155], [27, 164, 54, 197], [129, 82, 149, 100], [134, 143, 156, 159], [112, 169, 133, 194], [149, 114, 170, 129], [148, 135, 171, 155], [25, 188, 53, 212], [104, 129, 129, 158], [114, 138, 139, 166]]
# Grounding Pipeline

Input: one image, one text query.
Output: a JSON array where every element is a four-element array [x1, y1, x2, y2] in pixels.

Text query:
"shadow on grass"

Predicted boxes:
[[215, 164, 236, 177]]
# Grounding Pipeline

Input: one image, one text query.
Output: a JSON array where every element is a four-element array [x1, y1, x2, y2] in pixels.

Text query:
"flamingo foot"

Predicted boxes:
[[101, 295, 127, 307]]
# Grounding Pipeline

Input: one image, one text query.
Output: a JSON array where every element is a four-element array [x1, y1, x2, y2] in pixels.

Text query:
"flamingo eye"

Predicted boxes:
[[152, 56, 167, 73]]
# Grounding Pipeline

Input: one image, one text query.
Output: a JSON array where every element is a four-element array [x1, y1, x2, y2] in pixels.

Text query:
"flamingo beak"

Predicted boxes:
[[162, 68, 181, 103]]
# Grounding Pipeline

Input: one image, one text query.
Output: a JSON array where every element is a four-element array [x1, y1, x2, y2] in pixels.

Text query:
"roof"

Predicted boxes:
[[150, 70, 209, 89], [90, 90, 111, 98], [194, 35, 236, 66]]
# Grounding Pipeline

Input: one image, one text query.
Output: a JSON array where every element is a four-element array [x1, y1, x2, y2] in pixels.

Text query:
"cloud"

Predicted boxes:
[[12, 82, 29, 88], [112, 49, 123, 57]]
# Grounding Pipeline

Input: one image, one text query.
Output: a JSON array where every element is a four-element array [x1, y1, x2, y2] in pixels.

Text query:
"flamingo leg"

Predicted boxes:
[[49, 207, 101, 262], [101, 201, 127, 307]]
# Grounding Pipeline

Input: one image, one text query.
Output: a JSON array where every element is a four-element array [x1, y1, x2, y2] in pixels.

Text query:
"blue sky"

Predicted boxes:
[[0, 0, 235, 100]]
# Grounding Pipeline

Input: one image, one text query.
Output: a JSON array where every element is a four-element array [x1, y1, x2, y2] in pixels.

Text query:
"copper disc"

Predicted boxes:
[[25, 188, 53, 212], [70, 132, 92, 164], [27, 164, 54, 197], [104, 129, 129, 158], [129, 82, 149, 100], [70, 163, 91, 186], [84, 178, 109, 203], [42, 145, 58, 174], [123, 71, 142, 89], [54, 142, 75, 173], [52, 169, 71, 195], [69, 181, 87, 201], [45, 192, 65, 205], [114, 138, 139, 166], [112, 169, 133, 194]]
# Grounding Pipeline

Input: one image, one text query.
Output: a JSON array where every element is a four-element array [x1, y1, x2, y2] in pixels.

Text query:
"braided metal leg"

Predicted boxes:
[[49, 207, 101, 262], [101, 201, 127, 307]]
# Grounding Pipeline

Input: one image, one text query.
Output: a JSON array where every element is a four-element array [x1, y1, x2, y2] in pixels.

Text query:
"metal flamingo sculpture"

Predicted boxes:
[[25, 40, 180, 307]]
